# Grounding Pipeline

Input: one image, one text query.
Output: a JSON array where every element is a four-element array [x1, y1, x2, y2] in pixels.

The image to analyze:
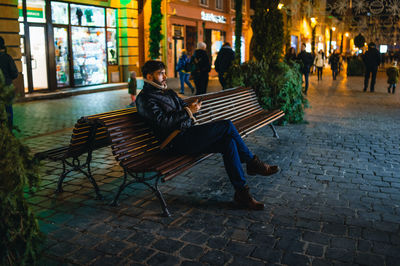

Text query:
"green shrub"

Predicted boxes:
[[0, 70, 43, 265], [347, 57, 365, 76], [226, 61, 308, 124]]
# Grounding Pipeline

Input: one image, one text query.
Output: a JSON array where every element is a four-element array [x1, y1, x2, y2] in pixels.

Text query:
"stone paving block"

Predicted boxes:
[[179, 244, 204, 260], [354, 252, 385, 266], [200, 250, 232, 265]]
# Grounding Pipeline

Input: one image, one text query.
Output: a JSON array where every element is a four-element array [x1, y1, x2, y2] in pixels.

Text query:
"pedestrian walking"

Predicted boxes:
[[215, 42, 235, 90], [176, 50, 194, 94], [136, 60, 280, 210], [190, 42, 211, 95], [127, 71, 137, 107], [386, 61, 399, 94], [285, 47, 297, 63], [0, 36, 18, 131], [362, 42, 380, 92], [329, 49, 340, 80], [314, 49, 325, 81], [297, 43, 314, 95]]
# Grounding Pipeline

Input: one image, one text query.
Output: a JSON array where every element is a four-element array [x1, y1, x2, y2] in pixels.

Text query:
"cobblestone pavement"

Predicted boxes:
[[20, 71, 400, 265]]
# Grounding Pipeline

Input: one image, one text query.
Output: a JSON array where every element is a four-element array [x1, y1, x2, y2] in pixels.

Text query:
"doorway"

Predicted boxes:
[[21, 25, 49, 92]]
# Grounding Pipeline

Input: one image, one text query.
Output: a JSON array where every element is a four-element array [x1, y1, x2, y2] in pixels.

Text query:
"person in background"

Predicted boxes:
[[176, 49, 194, 95], [386, 61, 399, 94], [136, 60, 280, 210], [314, 49, 325, 81], [190, 42, 211, 95], [127, 71, 137, 107], [0, 36, 18, 131], [297, 43, 314, 95], [362, 42, 380, 92], [329, 49, 340, 80], [285, 47, 297, 62], [215, 42, 235, 90]]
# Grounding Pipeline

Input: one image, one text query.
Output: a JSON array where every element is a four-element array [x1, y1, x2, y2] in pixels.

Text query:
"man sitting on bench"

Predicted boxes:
[[135, 60, 280, 210]]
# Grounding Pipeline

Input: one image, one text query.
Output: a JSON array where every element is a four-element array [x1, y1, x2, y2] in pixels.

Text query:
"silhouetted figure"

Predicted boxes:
[[362, 42, 380, 92], [297, 43, 314, 95], [215, 42, 235, 90], [0, 36, 18, 131]]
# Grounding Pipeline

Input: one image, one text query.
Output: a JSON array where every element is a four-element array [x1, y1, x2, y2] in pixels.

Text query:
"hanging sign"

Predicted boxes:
[[201, 11, 226, 24]]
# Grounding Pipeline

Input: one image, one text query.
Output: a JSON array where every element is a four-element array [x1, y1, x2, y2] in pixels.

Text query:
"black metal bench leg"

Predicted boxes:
[[153, 177, 171, 217], [111, 169, 128, 206], [83, 163, 103, 200], [56, 160, 67, 193], [270, 124, 279, 139]]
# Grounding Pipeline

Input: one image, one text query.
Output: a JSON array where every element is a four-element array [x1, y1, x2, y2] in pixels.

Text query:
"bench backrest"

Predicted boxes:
[[100, 87, 264, 168], [64, 108, 136, 158]]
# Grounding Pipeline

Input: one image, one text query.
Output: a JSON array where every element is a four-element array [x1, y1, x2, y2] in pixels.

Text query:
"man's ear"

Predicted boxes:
[[146, 73, 153, 81]]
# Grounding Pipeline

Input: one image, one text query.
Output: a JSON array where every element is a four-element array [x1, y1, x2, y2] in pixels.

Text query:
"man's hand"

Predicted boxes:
[[188, 99, 202, 114]]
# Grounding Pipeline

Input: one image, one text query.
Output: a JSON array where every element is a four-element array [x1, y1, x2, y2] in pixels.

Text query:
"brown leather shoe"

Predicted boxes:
[[234, 186, 264, 210], [247, 155, 279, 176]]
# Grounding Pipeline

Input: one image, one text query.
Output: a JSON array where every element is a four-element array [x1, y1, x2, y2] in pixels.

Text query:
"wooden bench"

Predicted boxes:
[[35, 108, 136, 199], [93, 87, 284, 216]]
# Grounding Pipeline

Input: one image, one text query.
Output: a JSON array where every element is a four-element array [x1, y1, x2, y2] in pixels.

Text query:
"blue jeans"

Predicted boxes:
[[179, 71, 194, 94], [169, 120, 254, 190], [5, 104, 13, 130]]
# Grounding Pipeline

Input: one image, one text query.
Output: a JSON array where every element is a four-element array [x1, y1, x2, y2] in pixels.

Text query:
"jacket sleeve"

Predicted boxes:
[[137, 94, 192, 132], [8, 55, 18, 80]]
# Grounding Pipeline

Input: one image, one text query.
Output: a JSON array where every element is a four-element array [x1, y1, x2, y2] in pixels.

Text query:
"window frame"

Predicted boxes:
[[199, 0, 208, 7], [216, 0, 223, 10]]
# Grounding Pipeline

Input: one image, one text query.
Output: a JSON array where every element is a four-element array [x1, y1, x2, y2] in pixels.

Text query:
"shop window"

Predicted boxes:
[[200, 0, 208, 7], [52, 2, 68, 25], [107, 8, 116, 27], [107, 29, 117, 65], [71, 27, 107, 85], [70, 4, 105, 27], [216, 0, 223, 10], [211, 30, 225, 67], [18, 0, 46, 23]]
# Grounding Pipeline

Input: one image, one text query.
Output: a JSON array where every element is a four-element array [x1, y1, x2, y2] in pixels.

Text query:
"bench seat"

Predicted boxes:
[[93, 87, 284, 216]]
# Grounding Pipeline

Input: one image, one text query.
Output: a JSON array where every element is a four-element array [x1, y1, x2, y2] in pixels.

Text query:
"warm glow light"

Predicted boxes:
[[310, 17, 316, 24], [278, 3, 284, 9], [332, 27, 336, 31], [345, 32, 349, 37], [395, 42, 397, 45]]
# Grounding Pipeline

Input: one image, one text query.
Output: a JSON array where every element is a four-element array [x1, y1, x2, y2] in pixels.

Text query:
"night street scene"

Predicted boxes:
[[1, 0, 399, 265]]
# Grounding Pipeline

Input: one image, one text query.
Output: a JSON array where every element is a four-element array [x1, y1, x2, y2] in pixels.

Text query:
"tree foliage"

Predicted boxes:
[[0, 70, 43, 265], [149, 0, 164, 59], [234, 0, 243, 63], [250, 0, 284, 65], [226, 0, 308, 124]]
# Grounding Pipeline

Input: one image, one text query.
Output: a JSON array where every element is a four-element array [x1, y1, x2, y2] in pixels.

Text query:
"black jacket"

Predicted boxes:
[[297, 51, 314, 74], [0, 51, 18, 85], [190, 49, 211, 74], [363, 48, 380, 70], [329, 53, 340, 70], [136, 82, 193, 142], [215, 46, 235, 73]]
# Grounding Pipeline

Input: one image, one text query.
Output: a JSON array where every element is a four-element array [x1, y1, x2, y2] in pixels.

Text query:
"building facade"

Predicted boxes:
[[140, 0, 252, 77], [0, 0, 139, 96]]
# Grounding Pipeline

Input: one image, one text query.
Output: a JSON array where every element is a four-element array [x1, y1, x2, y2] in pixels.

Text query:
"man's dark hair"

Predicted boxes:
[[142, 60, 165, 77], [223, 42, 231, 47], [0, 36, 5, 50], [368, 42, 376, 48]]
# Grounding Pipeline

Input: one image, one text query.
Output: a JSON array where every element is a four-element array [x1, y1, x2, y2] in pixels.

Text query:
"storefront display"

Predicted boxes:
[[51, 1, 68, 24], [54, 27, 69, 87], [70, 4, 105, 27], [72, 27, 107, 86]]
